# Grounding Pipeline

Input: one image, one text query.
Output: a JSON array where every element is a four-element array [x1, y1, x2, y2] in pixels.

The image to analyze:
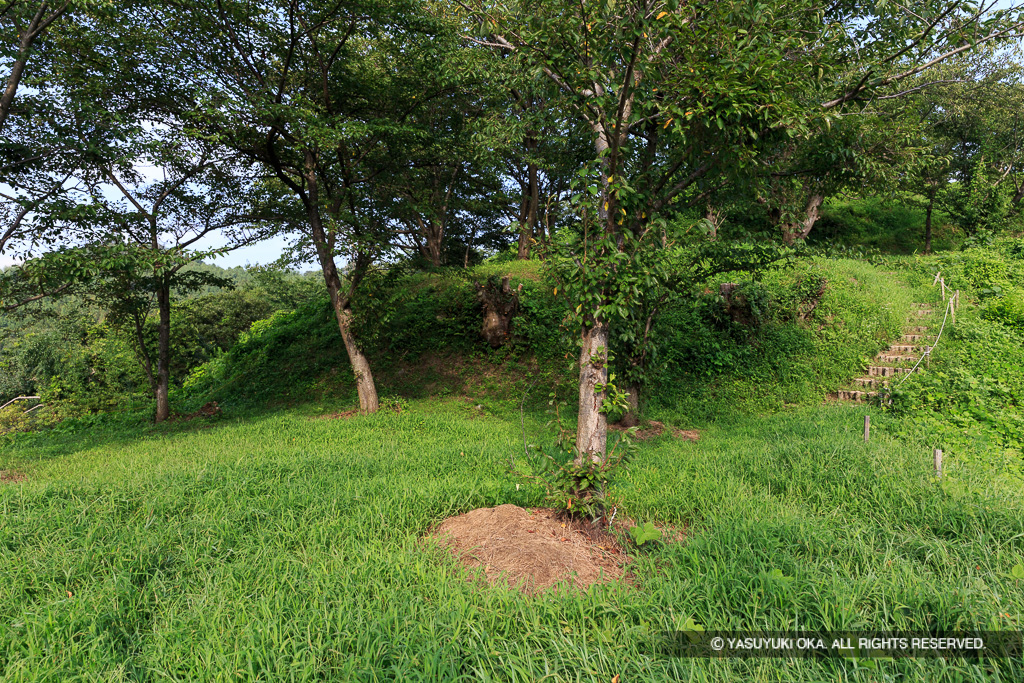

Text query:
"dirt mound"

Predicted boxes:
[[0, 470, 27, 484], [432, 504, 627, 593]]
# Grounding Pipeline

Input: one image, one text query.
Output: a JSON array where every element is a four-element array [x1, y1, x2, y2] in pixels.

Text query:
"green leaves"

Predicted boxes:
[[628, 521, 662, 546]]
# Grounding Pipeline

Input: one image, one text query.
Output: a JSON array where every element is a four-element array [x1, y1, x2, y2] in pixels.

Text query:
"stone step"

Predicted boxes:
[[912, 303, 933, 308], [912, 309, 934, 316], [838, 389, 878, 402], [878, 354, 918, 363], [901, 334, 929, 343], [869, 366, 911, 377], [888, 344, 919, 354], [905, 326, 929, 334], [853, 377, 887, 388]]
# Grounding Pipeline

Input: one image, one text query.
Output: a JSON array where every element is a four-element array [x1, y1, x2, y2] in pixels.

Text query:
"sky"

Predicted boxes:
[[1, 222, 312, 270], [1, 164, 315, 271]]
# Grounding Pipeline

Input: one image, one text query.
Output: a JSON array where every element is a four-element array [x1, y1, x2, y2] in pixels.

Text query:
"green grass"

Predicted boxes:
[[811, 197, 960, 254], [3, 400, 1023, 681], [653, 257, 936, 418]]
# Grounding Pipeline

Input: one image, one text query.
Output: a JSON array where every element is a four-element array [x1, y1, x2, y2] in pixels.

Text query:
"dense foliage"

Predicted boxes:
[[889, 239, 1024, 479]]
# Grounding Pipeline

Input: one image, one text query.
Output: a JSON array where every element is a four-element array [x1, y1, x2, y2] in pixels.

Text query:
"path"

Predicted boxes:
[[837, 300, 940, 403]]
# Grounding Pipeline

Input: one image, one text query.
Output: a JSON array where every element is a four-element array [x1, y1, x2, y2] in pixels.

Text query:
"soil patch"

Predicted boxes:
[[171, 401, 222, 422], [672, 428, 700, 441], [610, 420, 700, 442], [432, 504, 628, 593], [0, 470, 27, 484], [315, 409, 358, 420]]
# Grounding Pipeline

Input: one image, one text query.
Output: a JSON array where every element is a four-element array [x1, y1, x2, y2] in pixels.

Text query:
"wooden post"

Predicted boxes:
[[933, 272, 942, 286], [941, 279, 946, 300], [934, 449, 943, 478], [863, 415, 870, 442]]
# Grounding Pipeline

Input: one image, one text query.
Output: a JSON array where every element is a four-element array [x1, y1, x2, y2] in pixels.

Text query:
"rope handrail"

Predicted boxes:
[[894, 273, 959, 388], [0, 396, 40, 412]]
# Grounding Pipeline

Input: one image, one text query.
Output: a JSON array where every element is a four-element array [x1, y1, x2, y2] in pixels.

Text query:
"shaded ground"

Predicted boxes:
[[315, 409, 358, 420], [611, 420, 700, 442]]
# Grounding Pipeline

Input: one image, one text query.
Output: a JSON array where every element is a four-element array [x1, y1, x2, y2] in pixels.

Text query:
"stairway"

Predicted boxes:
[[837, 304, 937, 402]]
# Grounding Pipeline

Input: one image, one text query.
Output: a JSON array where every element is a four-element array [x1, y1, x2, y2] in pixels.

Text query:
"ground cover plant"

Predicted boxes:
[[2, 397, 1023, 681]]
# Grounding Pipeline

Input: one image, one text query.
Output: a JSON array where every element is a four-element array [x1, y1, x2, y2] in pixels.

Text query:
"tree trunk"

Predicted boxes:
[[1012, 181, 1024, 206], [575, 318, 609, 466], [476, 276, 521, 348], [705, 205, 722, 241], [924, 191, 935, 255], [335, 301, 379, 413], [154, 280, 172, 423], [515, 191, 531, 260], [420, 218, 443, 267], [303, 150, 379, 413], [781, 194, 824, 245], [318, 267, 378, 413], [572, 119, 617, 465], [528, 160, 540, 241], [463, 225, 475, 268], [132, 310, 157, 397]]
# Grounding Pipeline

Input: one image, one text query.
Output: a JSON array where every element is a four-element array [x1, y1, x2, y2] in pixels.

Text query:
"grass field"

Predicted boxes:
[[3, 399, 1023, 682]]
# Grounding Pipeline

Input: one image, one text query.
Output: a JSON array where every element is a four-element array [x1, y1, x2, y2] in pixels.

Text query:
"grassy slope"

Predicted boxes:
[[651, 257, 932, 420], [4, 254, 1024, 681], [177, 255, 930, 422], [2, 400, 1023, 682]]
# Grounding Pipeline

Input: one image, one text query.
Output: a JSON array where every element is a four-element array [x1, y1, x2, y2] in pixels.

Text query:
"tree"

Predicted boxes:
[[175, 0, 467, 413], [372, 88, 510, 267], [0, 0, 74, 132], [881, 50, 1024, 249], [22, 134, 272, 421], [466, 0, 1024, 465], [2, 1, 77, 260], [753, 110, 925, 245], [934, 70, 1024, 235], [2, 0, 194, 302]]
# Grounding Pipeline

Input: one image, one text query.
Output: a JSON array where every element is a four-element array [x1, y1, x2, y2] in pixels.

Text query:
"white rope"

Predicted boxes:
[[895, 280, 953, 388], [0, 396, 40, 411]]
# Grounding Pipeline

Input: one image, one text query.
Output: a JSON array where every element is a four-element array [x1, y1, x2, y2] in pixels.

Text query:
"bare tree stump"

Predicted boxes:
[[615, 383, 641, 429], [476, 276, 523, 348], [719, 282, 739, 300]]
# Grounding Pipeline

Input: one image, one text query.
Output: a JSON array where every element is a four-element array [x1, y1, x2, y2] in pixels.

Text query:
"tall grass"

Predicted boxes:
[[3, 400, 1022, 681]]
